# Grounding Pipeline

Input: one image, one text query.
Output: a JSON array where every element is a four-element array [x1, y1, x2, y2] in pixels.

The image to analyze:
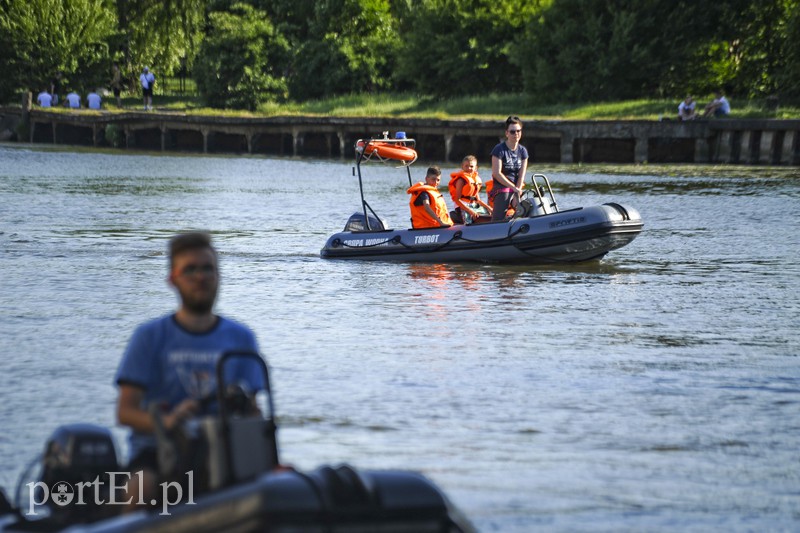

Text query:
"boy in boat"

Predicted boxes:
[[407, 166, 454, 228], [448, 155, 492, 224], [115, 232, 265, 510]]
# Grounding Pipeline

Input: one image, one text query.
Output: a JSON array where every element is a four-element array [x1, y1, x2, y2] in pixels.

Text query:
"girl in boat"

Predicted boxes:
[[448, 155, 492, 224]]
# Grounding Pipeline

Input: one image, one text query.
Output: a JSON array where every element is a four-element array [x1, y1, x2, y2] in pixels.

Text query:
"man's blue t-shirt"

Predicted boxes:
[[115, 314, 263, 456]]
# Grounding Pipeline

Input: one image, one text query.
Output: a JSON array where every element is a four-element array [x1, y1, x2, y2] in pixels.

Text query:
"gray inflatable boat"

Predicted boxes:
[[0, 351, 474, 532], [321, 136, 643, 263]]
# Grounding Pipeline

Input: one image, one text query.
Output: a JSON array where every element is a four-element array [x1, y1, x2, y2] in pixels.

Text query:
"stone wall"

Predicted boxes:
[[2, 107, 798, 165]]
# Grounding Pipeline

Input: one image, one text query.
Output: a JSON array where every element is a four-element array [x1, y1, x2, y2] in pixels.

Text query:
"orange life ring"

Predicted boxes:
[[358, 141, 417, 162]]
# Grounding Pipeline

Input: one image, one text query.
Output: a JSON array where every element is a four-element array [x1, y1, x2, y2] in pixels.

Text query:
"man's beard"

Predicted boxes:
[[180, 286, 217, 314]]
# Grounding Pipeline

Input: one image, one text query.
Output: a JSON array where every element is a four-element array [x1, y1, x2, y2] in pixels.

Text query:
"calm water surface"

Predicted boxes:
[[1, 144, 799, 531]]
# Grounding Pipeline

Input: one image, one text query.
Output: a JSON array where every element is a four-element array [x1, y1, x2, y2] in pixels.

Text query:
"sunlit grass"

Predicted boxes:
[[255, 93, 800, 120], [29, 91, 800, 120]]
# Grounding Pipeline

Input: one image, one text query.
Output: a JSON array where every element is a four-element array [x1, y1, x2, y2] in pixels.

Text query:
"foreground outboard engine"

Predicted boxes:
[[33, 424, 119, 525], [344, 212, 388, 232]]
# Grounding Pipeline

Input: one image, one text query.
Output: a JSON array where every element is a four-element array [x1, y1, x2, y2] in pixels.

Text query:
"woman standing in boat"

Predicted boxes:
[[490, 116, 529, 221]]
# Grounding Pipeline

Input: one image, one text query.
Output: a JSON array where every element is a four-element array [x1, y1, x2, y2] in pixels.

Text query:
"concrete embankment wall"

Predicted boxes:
[[2, 107, 798, 165]]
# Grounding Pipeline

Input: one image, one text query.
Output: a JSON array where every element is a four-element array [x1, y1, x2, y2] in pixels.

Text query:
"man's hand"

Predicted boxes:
[[164, 398, 199, 431]]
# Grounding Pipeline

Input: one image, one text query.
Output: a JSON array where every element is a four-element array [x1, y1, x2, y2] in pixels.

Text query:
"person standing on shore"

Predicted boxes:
[[140, 66, 155, 111], [490, 116, 529, 221]]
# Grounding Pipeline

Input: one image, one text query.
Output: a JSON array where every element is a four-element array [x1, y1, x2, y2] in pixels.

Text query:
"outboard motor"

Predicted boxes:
[[36, 424, 119, 523], [343, 212, 388, 232]]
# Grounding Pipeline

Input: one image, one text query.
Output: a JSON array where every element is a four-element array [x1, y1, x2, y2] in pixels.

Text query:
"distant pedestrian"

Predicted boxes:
[[65, 90, 81, 109], [110, 62, 123, 107], [37, 89, 53, 108], [140, 66, 155, 111], [87, 89, 102, 110]]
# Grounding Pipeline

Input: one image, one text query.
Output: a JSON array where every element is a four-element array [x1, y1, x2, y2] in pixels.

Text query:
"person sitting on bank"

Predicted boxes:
[[87, 88, 102, 110], [704, 90, 730, 118], [448, 155, 492, 224], [678, 96, 697, 121], [36, 88, 53, 108], [65, 90, 81, 109], [408, 166, 453, 228]]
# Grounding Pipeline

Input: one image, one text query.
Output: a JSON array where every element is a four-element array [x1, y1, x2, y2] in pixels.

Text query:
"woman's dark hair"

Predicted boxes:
[[505, 115, 523, 130]]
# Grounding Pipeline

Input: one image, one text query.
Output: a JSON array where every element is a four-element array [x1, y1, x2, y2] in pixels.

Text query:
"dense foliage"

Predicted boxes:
[[193, 3, 289, 109], [0, 0, 117, 101], [279, 0, 399, 100], [2, 0, 799, 109], [394, 0, 540, 97], [116, 0, 206, 78]]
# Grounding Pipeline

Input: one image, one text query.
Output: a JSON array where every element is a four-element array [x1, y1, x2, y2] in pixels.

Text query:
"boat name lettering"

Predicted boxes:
[[549, 216, 585, 229], [414, 234, 440, 245], [342, 238, 389, 247]]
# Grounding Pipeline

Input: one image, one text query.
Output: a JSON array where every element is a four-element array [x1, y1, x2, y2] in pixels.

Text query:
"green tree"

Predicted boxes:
[[514, 0, 727, 102], [396, 0, 541, 97], [116, 0, 206, 79], [192, 3, 289, 109], [707, 0, 799, 99], [0, 0, 117, 101], [280, 0, 399, 101], [777, 0, 800, 99]]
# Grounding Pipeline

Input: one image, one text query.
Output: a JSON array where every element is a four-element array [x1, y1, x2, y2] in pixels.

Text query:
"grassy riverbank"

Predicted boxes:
[[98, 91, 800, 120]]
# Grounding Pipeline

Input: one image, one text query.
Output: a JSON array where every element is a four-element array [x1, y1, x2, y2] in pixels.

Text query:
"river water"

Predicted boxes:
[[1, 143, 799, 531]]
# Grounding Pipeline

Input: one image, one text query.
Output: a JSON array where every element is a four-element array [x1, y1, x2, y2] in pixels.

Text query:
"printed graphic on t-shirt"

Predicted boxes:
[[169, 349, 219, 399]]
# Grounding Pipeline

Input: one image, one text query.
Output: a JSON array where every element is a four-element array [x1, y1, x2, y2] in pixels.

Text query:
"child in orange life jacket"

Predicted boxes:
[[448, 155, 492, 224], [407, 166, 454, 228]]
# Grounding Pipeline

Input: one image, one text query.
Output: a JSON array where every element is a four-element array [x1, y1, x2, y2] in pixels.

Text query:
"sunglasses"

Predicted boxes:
[[508, 129, 522, 133]]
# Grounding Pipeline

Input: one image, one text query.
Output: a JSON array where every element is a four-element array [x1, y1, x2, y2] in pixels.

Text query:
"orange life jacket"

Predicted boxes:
[[407, 182, 453, 228], [448, 171, 483, 204]]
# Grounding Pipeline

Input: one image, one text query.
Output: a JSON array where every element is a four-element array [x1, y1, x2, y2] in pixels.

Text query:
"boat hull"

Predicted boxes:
[[1, 466, 473, 533], [321, 203, 643, 264]]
